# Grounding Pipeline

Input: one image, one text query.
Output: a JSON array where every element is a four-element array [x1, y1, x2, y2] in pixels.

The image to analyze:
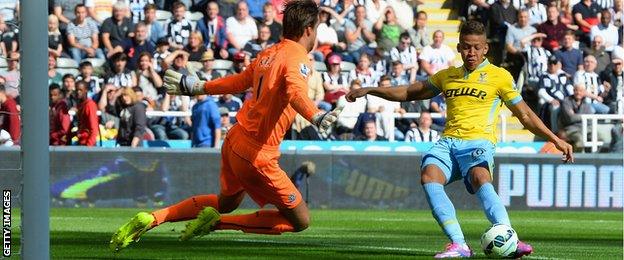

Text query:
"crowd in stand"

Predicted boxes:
[[0, 0, 621, 152]]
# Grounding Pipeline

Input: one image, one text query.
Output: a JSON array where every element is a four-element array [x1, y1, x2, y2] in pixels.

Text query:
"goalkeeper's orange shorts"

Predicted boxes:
[[218, 125, 302, 209]]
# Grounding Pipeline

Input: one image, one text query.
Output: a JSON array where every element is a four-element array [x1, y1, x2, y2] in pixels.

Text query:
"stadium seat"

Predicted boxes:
[[83, 58, 106, 68], [340, 61, 355, 72], [56, 68, 79, 77], [188, 12, 203, 22], [314, 61, 327, 72], [56, 57, 79, 69], [156, 10, 172, 22], [212, 59, 233, 76]]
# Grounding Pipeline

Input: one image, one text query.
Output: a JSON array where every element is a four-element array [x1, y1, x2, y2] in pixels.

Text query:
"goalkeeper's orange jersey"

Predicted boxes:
[[202, 39, 320, 150]]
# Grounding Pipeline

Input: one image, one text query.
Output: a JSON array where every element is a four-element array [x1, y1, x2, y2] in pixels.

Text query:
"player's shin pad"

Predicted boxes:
[[311, 104, 344, 138], [163, 69, 206, 96]]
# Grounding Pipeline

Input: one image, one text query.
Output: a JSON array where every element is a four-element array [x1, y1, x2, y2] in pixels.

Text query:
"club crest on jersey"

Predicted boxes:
[[259, 56, 274, 68], [478, 72, 487, 83], [471, 148, 486, 160], [299, 63, 310, 78], [287, 193, 297, 203]]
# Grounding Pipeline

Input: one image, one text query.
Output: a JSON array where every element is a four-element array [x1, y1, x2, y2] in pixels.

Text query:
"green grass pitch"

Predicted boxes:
[[8, 208, 623, 259]]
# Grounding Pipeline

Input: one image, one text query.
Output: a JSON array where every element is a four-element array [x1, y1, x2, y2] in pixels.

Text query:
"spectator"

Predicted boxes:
[[218, 94, 242, 112], [48, 14, 63, 58], [345, 5, 376, 62], [0, 16, 11, 57], [354, 120, 387, 141], [526, 0, 547, 25], [76, 61, 102, 99], [488, 0, 517, 65], [231, 51, 249, 73], [61, 74, 79, 109], [560, 84, 594, 149], [101, 1, 135, 57], [349, 53, 378, 88], [246, 0, 267, 21], [558, 0, 575, 26], [67, 4, 104, 63], [143, 4, 166, 47], [53, 0, 82, 29], [538, 5, 570, 52], [408, 11, 430, 51], [573, 55, 610, 114], [600, 54, 624, 114], [191, 94, 221, 148], [243, 24, 274, 59], [583, 35, 610, 74], [0, 84, 19, 145], [0, 0, 18, 23], [613, 0, 623, 28], [524, 34, 551, 94], [48, 53, 63, 86], [98, 83, 121, 131], [305, 53, 330, 111], [75, 81, 99, 146], [196, 50, 221, 81], [115, 87, 147, 147], [219, 106, 232, 141], [373, 6, 402, 53], [366, 75, 403, 140], [322, 54, 349, 105], [320, 6, 350, 61], [538, 56, 573, 133], [49, 84, 71, 146], [166, 2, 193, 51], [151, 93, 191, 140], [590, 9, 618, 51], [364, 0, 388, 24], [390, 32, 417, 82], [405, 111, 439, 142], [196, 1, 229, 59], [225, 1, 258, 57], [0, 52, 19, 99], [164, 49, 191, 75], [505, 9, 538, 80], [572, 0, 603, 45], [390, 61, 409, 86], [313, 9, 339, 61], [153, 38, 171, 73], [106, 52, 137, 88], [336, 79, 367, 136], [136, 52, 163, 105], [429, 94, 446, 131], [555, 30, 584, 76], [119, 22, 156, 70], [262, 2, 282, 43], [128, 0, 151, 24], [419, 30, 455, 79], [85, 0, 114, 24], [184, 31, 208, 62]]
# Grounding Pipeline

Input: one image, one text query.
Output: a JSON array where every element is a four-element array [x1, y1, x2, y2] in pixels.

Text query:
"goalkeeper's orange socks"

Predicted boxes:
[[150, 194, 219, 227], [216, 209, 295, 234]]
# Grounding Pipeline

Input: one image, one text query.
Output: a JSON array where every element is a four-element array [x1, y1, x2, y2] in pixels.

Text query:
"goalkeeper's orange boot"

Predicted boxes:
[[109, 212, 155, 252], [179, 207, 220, 241]]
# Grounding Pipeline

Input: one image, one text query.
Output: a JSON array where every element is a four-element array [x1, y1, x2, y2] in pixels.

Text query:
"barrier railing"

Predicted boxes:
[[581, 114, 624, 152]]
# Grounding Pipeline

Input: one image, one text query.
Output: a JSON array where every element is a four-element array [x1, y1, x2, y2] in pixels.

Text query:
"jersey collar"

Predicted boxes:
[[462, 58, 490, 79]]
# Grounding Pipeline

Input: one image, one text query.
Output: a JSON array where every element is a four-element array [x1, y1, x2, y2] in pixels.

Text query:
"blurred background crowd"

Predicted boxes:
[[0, 0, 621, 152]]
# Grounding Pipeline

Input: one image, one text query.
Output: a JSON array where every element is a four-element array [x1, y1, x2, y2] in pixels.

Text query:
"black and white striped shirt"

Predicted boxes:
[[405, 127, 439, 142], [538, 71, 573, 104], [527, 3, 547, 26], [167, 19, 193, 46], [574, 70, 605, 103], [526, 46, 551, 82], [595, 0, 614, 9]]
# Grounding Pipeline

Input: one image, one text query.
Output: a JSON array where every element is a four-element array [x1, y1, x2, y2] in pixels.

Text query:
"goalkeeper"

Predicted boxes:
[[111, 0, 342, 251]]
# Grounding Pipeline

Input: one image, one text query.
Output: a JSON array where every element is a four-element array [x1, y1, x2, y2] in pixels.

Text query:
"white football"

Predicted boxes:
[[480, 224, 519, 257]]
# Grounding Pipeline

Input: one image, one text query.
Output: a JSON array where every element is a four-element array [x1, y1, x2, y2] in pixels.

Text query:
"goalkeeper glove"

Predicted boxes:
[[311, 104, 344, 138], [163, 69, 206, 96]]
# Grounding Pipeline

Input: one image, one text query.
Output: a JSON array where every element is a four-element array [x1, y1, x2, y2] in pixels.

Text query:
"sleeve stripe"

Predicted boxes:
[[508, 96, 522, 105]]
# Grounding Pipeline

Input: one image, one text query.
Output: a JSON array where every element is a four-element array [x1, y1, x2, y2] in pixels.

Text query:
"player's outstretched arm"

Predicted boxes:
[[345, 81, 439, 102], [163, 69, 253, 96], [507, 100, 574, 163]]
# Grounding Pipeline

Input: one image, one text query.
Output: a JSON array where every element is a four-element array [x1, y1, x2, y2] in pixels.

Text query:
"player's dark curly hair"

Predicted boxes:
[[459, 20, 486, 37], [282, 0, 319, 40]]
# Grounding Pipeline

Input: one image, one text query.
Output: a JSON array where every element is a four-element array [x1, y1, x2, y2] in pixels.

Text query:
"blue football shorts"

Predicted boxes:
[[421, 137, 495, 193]]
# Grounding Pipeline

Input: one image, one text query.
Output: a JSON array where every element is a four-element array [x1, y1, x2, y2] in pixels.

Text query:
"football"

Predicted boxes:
[[480, 224, 519, 257]]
